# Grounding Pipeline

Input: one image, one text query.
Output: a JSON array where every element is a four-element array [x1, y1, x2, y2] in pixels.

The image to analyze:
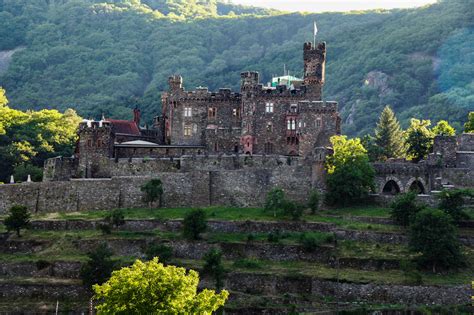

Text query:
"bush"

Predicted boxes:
[[105, 209, 126, 229], [264, 188, 286, 217], [183, 209, 207, 240], [437, 189, 473, 221], [202, 248, 226, 290], [390, 192, 424, 226], [409, 209, 465, 272], [97, 223, 112, 235], [282, 200, 304, 221], [4, 205, 31, 237], [233, 258, 262, 269], [308, 190, 320, 214], [140, 178, 164, 208], [267, 230, 282, 243], [299, 233, 322, 252], [80, 243, 115, 288], [145, 243, 173, 264], [400, 260, 423, 285], [246, 233, 256, 242]]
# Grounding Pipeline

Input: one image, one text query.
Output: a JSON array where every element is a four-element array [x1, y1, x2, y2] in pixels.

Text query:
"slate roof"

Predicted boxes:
[[106, 119, 140, 135]]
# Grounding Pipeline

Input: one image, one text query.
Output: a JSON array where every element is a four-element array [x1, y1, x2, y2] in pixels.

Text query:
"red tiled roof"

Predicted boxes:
[[106, 119, 140, 135]]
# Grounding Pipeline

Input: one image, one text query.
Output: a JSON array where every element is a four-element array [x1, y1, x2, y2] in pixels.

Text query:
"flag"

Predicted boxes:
[[314, 21, 318, 37]]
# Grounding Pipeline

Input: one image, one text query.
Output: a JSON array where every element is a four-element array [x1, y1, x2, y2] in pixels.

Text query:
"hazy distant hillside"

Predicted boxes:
[[0, 0, 472, 136]]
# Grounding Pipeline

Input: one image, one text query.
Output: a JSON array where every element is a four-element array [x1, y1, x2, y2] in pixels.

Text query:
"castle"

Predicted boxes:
[[1, 39, 470, 214], [44, 41, 341, 181]]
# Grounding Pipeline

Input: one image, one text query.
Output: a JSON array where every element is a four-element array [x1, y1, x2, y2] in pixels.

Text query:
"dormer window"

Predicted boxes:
[[290, 104, 298, 113], [265, 102, 274, 113]]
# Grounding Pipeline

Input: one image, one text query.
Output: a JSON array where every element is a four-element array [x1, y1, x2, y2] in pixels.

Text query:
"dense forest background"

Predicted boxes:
[[0, 0, 472, 136]]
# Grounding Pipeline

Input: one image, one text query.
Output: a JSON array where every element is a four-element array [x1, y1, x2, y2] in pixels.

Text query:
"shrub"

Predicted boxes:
[[80, 243, 115, 288], [264, 188, 286, 217], [246, 233, 256, 242], [13, 163, 43, 182], [105, 209, 126, 229], [400, 260, 423, 285], [233, 258, 262, 269], [299, 233, 322, 252], [4, 205, 31, 237], [267, 230, 282, 243], [409, 209, 465, 272], [97, 223, 112, 235], [183, 209, 207, 240], [390, 192, 424, 226], [437, 189, 473, 221], [202, 248, 226, 290], [145, 243, 173, 264], [140, 178, 164, 208], [282, 200, 304, 221], [308, 190, 320, 214]]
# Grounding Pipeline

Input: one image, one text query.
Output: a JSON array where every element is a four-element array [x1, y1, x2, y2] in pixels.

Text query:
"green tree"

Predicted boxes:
[[405, 119, 434, 162], [361, 134, 384, 162], [325, 136, 375, 205], [13, 163, 43, 182], [437, 189, 473, 222], [202, 248, 226, 290], [93, 258, 229, 314], [264, 187, 286, 217], [464, 112, 474, 133], [432, 120, 456, 136], [183, 209, 207, 240], [374, 106, 406, 160], [141, 178, 164, 208], [409, 209, 464, 272], [308, 190, 320, 214], [390, 192, 424, 226], [80, 243, 116, 288], [4, 205, 31, 237]]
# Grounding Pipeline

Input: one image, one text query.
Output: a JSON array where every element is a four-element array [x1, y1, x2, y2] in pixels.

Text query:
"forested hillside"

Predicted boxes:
[[0, 0, 472, 136]]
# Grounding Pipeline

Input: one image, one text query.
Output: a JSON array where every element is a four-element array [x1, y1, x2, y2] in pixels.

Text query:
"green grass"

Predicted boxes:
[[321, 206, 391, 218]]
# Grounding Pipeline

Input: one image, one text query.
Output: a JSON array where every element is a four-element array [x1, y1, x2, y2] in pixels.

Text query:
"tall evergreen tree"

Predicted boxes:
[[374, 106, 405, 161]]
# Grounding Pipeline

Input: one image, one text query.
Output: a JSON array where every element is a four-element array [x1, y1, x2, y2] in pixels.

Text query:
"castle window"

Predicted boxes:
[[265, 102, 274, 113], [184, 107, 192, 117], [264, 142, 274, 154], [266, 122, 273, 132], [184, 125, 192, 136], [316, 118, 322, 129], [298, 121, 302, 128], [97, 139, 102, 148], [233, 108, 241, 118], [214, 142, 218, 152], [87, 139, 92, 147], [287, 118, 296, 130], [208, 107, 217, 119], [290, 104, 298, 113]]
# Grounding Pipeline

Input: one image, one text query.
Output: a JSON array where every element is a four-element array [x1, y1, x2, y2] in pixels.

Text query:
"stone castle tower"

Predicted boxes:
[[303, 41, 326, 100]]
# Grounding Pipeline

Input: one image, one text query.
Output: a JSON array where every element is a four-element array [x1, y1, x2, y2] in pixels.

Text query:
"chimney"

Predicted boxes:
[[133, 107, 141, 126]]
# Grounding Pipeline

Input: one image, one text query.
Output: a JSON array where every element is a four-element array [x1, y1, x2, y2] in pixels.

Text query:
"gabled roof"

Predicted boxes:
[[106, 119, 140, 135]]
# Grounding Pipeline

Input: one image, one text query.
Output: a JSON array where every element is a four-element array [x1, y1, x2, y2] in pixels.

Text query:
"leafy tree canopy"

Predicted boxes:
[[93, 258, 229, 314], [325, 135, 375, 205], [464, 112, 474, 133], [405, 118, 434, 162], [432, 120, 456, 136]]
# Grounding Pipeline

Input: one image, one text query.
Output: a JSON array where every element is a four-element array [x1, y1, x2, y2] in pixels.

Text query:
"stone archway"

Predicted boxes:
[[380, 176, 403, 194], [406, 177, 427, 195], [382, 180, 401, 195]]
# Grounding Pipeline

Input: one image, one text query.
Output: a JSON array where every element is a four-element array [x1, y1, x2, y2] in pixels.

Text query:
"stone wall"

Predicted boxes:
[[0, 164, 315, 214]]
